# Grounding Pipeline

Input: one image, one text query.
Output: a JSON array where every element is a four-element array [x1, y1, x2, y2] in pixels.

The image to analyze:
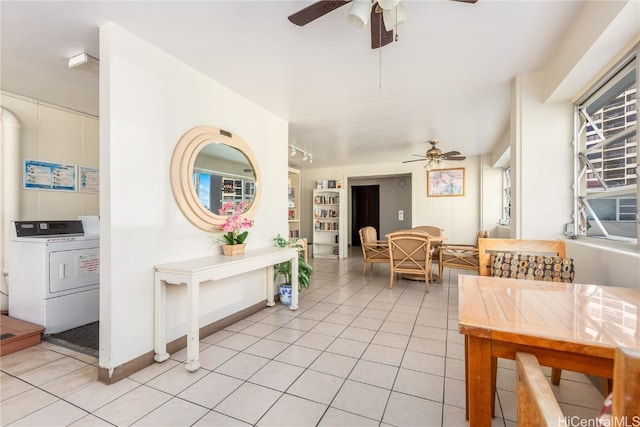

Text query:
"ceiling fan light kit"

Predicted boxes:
[[377, 0, 400, 9], [424, 157, 445, 171], [381, 3, 406, 32], [347, 0, 373, 28], [402, 140, 466, 169], [288, 0, 476, 50]]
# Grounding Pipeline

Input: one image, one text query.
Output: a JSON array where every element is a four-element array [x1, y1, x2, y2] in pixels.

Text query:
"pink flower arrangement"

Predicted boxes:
[[218, 201, 253, 245]]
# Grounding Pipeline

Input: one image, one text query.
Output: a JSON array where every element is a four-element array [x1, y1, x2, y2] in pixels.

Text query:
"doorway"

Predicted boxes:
[[351, 185, 380, 246]]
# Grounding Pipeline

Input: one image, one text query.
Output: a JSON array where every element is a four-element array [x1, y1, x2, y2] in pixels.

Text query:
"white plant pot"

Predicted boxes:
[[279, 283, 292, 306]]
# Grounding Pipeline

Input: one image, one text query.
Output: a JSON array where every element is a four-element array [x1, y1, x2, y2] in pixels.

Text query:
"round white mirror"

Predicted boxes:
[[170, 126, 262, 232]]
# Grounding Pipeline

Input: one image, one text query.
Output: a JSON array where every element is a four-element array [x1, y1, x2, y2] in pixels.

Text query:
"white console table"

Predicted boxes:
[[154, 246, 299, 371]]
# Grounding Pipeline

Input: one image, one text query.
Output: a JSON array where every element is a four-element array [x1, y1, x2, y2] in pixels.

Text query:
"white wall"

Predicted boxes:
[[300, 156, 483, 246], [567, 240, 640, 288], [0, 94, 100, 219], [100, 23, 288, 372], [511, 72, 574, 240], [480, 154, 503, 238]]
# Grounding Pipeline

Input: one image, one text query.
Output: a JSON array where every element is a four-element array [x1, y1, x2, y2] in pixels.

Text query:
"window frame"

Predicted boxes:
[[572, 44, 639, 249], [500, 165, 511, 226]]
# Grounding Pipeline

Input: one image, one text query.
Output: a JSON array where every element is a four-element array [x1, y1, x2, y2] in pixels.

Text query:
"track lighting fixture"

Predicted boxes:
[[289, 145, 314, 164]]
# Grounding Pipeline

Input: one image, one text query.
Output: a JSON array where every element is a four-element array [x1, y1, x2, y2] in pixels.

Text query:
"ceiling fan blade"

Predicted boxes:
[[371, 4, 394, 49], [441, 150, 461, 157], [288, 0, 351, 26], [402, 158, 427, 164], [446, 156, 467, 161], [450, 0, 478, 3]]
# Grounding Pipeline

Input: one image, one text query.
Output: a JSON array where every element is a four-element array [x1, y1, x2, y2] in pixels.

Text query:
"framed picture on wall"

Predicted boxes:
[[427, 167, 465, 197]]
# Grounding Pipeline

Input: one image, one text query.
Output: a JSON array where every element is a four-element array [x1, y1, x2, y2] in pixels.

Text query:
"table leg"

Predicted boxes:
[[266, 265, 275, 307], [465, 335, 469, 420], [153, 276, 169, 362], [290, 254, 299, 310], [467, 335, 493, 427], [491, 357, 497, 418], [185, 279, 201, 372]]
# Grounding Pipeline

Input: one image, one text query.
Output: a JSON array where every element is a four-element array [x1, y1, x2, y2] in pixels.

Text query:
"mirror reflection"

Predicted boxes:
[[192, 142, 256, 214]]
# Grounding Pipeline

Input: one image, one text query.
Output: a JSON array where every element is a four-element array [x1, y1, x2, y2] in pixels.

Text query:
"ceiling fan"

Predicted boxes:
[[402, 140, 466, 169], [287, 0, 478, 49]]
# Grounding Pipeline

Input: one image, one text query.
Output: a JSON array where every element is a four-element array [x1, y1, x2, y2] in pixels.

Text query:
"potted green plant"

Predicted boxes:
[[274, 234, 313, 305]]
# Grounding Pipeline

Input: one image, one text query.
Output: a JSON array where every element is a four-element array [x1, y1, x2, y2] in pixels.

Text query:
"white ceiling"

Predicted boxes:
[[1, 0, 588, 169]]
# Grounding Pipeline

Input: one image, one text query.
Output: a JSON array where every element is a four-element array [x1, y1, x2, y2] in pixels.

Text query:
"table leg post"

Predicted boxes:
[[266, 265, 275, 307], [491, 356, 497, 418], [465, 335, 469, 420], [290, 254, 299, 310], [185, 279, 201, 372], [467, 335, 492, 427], [153, 276, 169, 362]]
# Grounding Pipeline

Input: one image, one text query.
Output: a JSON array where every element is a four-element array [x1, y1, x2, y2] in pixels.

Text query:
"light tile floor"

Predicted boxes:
[[1, 249, 605, 426]]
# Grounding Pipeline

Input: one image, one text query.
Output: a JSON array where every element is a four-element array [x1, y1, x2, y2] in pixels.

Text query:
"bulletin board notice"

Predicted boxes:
[[24, 159, 77, 192], [80, 166, 99, 193]]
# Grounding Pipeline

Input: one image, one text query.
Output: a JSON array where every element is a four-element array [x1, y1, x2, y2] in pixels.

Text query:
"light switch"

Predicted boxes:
[[398, 210, 404, 221]]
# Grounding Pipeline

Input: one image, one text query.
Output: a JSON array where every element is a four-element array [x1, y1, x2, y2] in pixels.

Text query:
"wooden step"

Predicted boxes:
[[0, 315, 45, 356]]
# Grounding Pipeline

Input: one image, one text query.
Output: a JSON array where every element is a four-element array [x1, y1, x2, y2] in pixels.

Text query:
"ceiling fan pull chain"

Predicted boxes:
[[395, 4, 399, 41], [379, 13, 383, 89]]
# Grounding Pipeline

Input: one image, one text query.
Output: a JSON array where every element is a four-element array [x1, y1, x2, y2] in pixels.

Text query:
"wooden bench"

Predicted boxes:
[[477, 237, 567, 277], [516, 347, 640, 427], [476, 238, 569, 417]]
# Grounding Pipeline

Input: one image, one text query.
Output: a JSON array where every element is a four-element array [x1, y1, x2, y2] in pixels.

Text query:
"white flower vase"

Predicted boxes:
[[279, 283, 292, 306]]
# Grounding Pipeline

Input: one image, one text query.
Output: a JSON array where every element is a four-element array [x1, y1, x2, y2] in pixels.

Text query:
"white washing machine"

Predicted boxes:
[[9, 220, 100, 334]]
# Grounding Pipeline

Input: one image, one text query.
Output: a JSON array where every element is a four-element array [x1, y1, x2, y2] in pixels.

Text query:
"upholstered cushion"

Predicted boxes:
[[490, 252, 575, 283]]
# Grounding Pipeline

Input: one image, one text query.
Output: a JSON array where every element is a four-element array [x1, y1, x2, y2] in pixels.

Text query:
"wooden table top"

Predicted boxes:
[[458, 275, 639, 354]]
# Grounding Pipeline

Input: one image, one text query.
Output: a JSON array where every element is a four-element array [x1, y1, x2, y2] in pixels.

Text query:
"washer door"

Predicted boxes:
[[49, 248, 100, 295]]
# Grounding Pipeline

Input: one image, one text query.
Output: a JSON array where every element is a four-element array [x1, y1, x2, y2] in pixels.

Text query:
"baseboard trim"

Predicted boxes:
[[98, 300, 267, 384]]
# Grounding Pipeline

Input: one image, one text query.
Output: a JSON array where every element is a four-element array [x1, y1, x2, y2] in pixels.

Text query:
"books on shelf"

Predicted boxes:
[[314, 208, 338, 218], [314, 195, 339, 205], [316, 179, 342, 190], [314, 221, 339, 231]]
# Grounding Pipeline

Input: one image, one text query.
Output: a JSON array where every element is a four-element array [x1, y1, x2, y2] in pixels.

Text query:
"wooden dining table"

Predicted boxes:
[[458, 274, 639, 427]]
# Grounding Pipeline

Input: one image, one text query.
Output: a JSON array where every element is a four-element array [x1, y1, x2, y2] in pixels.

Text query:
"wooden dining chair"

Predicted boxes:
[[387, 230, 432, 292], [611, 346, 640, 419], [358, 226, 389, 275], [413, 226, 444, 275], [437, 229, 488, 283], [515, 347, 640, 426], [515, 352, 564, 427]]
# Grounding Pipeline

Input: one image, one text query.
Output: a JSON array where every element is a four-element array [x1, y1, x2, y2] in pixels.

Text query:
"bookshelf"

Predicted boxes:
[[221, 177, 254, 204], [288, 168, 301, 239], [312, 188, 346, 259]]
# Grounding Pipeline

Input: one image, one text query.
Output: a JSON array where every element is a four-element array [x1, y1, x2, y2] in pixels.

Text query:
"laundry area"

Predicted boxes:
[[1, 217, 100, 356]]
